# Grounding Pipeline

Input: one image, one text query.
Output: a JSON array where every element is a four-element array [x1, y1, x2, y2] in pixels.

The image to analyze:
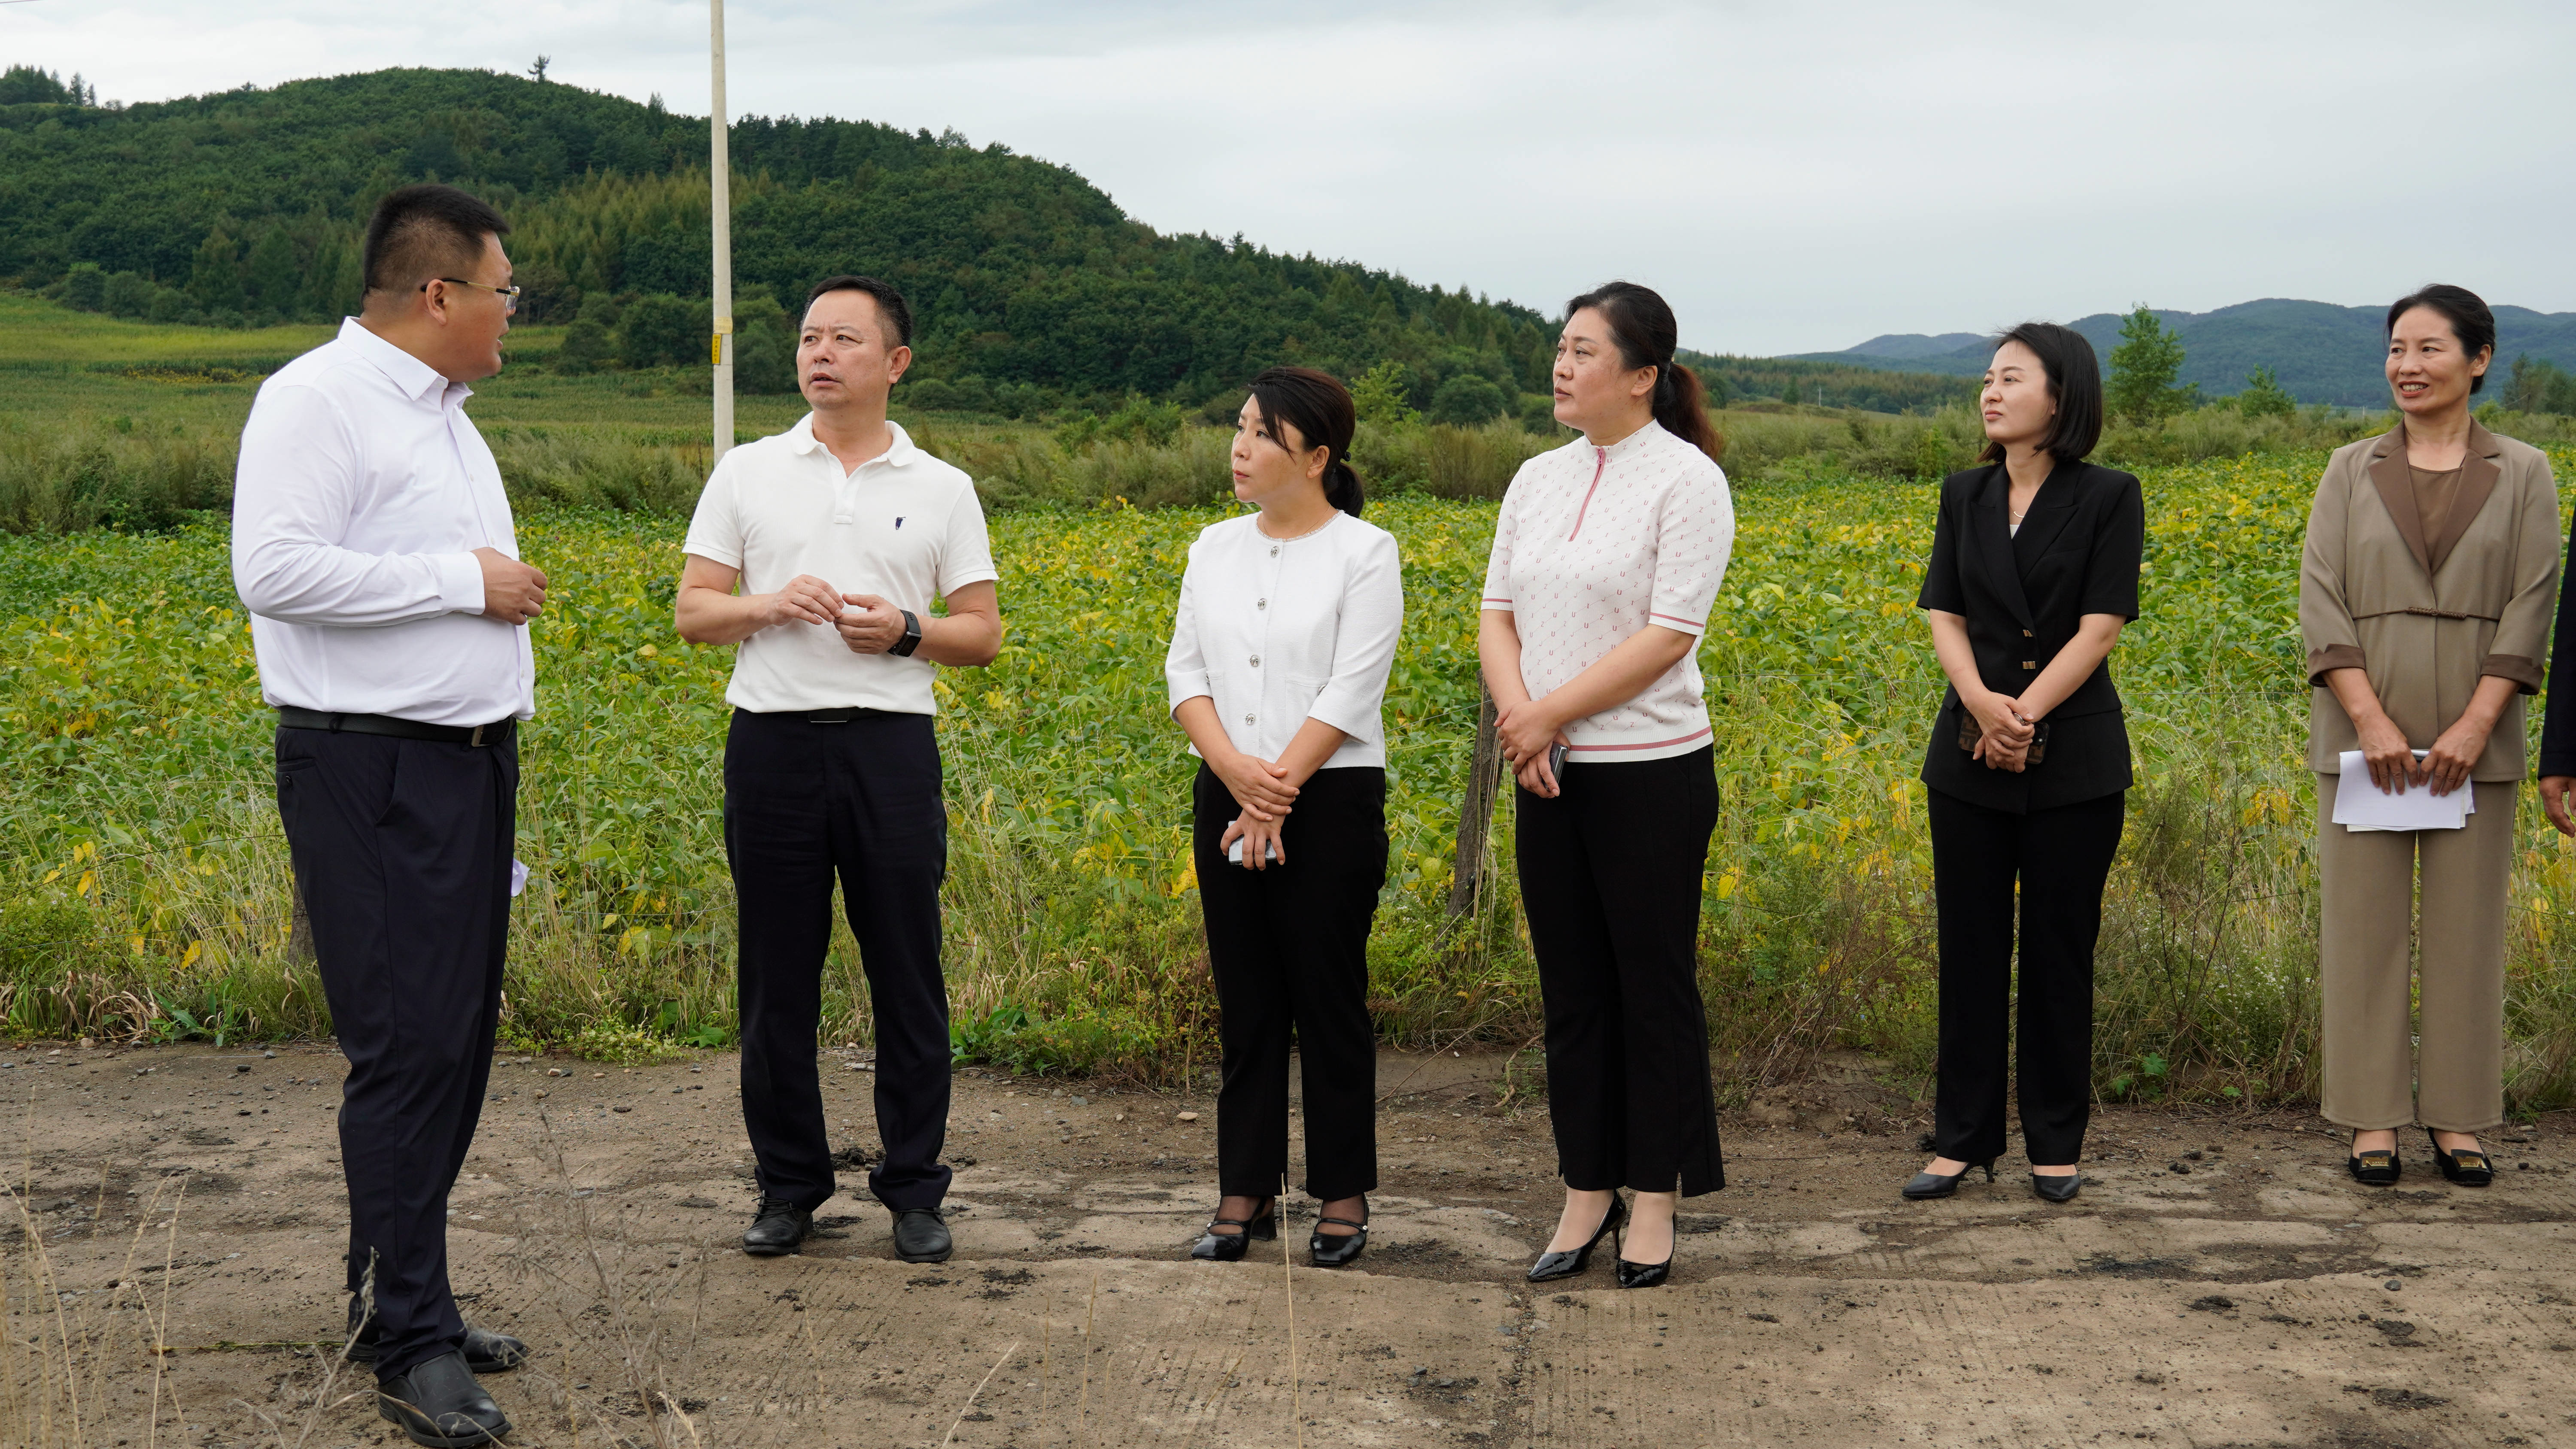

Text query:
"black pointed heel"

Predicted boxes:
[[2425, 1129, 2493, 1187], [2031, 1171, 2081, 1203], [1526, 1194, 1626, 1283], [1613, 1216, 1671, 1288], [1901, 1158, 1996, 1200], [1189, 1197, 1277, 1261], [1309, 1203, 1369, 1268]]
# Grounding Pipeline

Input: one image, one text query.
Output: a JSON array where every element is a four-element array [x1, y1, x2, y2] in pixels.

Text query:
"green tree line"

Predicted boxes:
[[0, 66, 1580, 416]]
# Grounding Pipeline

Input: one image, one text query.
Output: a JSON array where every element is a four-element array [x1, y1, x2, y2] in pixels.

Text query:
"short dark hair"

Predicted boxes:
[[1245, 366, 1365, 517], [1978, 321, 2102, 465], [2386, 283, 2496, 393], [804, 275, 913, 349], [364, 184, 510, 296]]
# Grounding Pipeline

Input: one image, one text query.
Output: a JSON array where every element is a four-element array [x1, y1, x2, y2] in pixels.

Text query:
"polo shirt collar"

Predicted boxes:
[[338, 317, 471, 409], [787, 414, 920, 470]]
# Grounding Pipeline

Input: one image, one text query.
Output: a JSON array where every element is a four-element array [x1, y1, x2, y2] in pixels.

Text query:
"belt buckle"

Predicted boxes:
[[470, 724, 488, 747], [811, 710, 854, 725]]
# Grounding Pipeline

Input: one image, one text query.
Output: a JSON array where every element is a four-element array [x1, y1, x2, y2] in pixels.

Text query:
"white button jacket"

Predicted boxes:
[[231, 318, 534, 728], [1163, 510, 1404, 770]]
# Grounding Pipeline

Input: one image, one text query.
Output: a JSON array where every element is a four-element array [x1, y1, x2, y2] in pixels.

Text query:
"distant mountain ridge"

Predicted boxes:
[[1791, 298, 2576, 408]]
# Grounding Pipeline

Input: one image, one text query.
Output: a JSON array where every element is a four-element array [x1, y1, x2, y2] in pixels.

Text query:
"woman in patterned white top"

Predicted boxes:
[[1479, 282, 1735, 1289]]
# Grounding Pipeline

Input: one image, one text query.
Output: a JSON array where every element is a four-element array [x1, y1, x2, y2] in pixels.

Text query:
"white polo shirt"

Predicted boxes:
[[682, 415, 997, 715]]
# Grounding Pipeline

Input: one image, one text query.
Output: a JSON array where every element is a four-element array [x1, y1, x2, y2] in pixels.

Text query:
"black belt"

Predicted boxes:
[[747, 706, 907, 724], [277, 707, 517, 746]]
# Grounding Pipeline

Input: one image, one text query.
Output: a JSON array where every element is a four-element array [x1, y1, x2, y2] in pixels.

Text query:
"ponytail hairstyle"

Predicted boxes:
[[1562, 280, 1725, 464], [1245, 365, 1366, 517]]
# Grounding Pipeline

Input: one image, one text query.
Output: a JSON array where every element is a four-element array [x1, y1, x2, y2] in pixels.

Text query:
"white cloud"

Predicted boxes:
[[6, 0, 2571, 352]]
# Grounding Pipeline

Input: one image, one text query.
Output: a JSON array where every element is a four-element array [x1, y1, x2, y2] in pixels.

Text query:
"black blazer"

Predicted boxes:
[[1916, 460, 2145, 813]]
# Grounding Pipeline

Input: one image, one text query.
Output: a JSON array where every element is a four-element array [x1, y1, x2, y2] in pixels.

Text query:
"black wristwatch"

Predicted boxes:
[[887, 608, 923, 658]]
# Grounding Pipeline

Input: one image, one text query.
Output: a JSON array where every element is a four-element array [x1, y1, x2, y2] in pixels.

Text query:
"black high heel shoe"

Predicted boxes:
[[2031, 1171, 2082, 1203], [1614, 1218, 1670, 1290], [1190, 1197, 1277, 1261], [1527, 1194, 1626, 1283], [2426, 1129, 2494, 1187], [1309, 1199, 1369, 1267], [1901, 1158, 1996, 1200]]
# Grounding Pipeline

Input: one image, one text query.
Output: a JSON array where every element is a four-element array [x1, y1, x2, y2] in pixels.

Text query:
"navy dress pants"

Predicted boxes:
[[275, 725, 515, 1382]]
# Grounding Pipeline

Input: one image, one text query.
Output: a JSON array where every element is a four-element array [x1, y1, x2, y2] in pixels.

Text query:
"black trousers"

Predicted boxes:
[[274, 726, 514, 1382], [1515, 747, 1724, 1196], [725, 708, 951, 1213], [1926, 786, 2126, 1166], [1192, 764, 1386, 1200]]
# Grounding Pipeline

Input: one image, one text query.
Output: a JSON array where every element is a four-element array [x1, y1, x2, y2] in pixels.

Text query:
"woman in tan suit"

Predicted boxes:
[[2299, 283, 2560, 1188]]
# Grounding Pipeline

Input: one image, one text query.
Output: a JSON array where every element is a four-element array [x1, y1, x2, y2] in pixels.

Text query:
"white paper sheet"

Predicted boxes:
[[2333, 751, 2473, 832]]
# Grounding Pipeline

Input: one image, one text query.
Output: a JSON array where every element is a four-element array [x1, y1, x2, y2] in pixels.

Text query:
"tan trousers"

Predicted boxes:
[[2315, 773, 2512, 1132]]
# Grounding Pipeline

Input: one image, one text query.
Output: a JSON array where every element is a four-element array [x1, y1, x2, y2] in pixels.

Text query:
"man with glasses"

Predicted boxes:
[[232, 182, 541, 1449]]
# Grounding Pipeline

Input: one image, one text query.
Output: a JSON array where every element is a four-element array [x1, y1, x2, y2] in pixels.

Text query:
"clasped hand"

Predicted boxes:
[[1968, 689, 2036, 773], [474, 546, 547, 625], [1211, 747, 1297, 871], [748, 577, 912, 655], [1495, 697, 1571, 797]]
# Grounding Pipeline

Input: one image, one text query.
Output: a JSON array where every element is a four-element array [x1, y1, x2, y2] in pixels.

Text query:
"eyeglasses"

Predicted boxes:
[[423, 278, 522, 315]]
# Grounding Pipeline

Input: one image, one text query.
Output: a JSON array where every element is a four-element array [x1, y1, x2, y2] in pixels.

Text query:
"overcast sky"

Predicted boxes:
[[7, 0, 2573, 355]]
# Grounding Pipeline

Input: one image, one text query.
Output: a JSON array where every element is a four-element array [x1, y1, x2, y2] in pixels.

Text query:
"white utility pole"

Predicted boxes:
[[709, 0, 735, 462]]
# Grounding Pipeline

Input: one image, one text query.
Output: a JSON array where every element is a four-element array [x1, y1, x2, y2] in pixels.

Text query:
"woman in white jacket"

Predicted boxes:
[[1164, 366, 1403, 1269]]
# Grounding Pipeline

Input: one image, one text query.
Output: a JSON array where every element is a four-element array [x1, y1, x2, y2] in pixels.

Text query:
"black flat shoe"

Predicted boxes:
[[2426, 1130, 2493, 1187], [346, 1304, 529, 1374], [741, 1196, 813, 1256], [376, 1349, 510, 1447], [892, 1207, 953, 1263], [1190, 1198, 1277, 1262], [2032, 1172, 2081, 1203], [2348, 1148, 2401, 1186], [1309, 1204, 1369, 1268], [1614, 1254, 1671, 1290], [1902, 1158, 1996, 1200], [1527, 1194, 1626, 1283]]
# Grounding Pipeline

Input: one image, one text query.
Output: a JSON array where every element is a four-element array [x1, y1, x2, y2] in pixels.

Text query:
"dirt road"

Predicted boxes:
[[9, 1040, 2573, 1447]]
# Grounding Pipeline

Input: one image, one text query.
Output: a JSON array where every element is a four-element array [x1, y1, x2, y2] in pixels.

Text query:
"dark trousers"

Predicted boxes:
[[274, 726, 514, 1382], [1926, 786, 2125, 1166], [1515, 747, 1725, 1197], [1192, 764, 1386, 1200], [725, 708, 951, 1213]]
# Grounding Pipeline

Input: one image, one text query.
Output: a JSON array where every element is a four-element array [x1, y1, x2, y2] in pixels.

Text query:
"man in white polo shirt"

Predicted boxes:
[[676, 275, 1002, 1264]]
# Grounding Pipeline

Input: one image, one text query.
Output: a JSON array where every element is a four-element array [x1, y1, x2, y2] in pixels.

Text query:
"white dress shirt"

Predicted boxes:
[[682, 415, 998, 715], [231, 319, 534, 728], [1479, 420, 1734, 761], [1164, 510, 1404, 770]]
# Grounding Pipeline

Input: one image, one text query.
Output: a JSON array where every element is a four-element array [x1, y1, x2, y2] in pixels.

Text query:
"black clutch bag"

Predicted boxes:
[[1958, 711, 2047, 765]]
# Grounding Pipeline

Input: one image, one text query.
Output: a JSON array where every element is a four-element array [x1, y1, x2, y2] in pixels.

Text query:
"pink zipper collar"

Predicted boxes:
[[1567, 446, 1607, 540]]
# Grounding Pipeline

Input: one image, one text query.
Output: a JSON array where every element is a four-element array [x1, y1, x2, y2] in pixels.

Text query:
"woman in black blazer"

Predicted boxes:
[[1905, 321, 2143, 1204]]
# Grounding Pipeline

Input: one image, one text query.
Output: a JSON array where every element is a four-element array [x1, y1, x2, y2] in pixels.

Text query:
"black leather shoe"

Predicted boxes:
[[2426, 1130, 2493, 1187], [1527, 1194, 1625, 1283], [892, 1206, 953, 1263], [1902, 1158, 1996, 1200], [1309, 1201, 1368, 1268], [2348, 1147, 2401, 1186], [1614, 1254, 1671, 1289], [741, 1197, 813, 1256], [1190, 1198, 1276, 1262], [346, 1303, 529, 1373], [2032, 1172, 2081, 1203], [376, 1350, 510, 1447]]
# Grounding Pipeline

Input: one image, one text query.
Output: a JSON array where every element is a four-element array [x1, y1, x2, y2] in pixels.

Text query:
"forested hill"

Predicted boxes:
[[1793, 298, 2576, 409], [0, 65, 1557, 411]]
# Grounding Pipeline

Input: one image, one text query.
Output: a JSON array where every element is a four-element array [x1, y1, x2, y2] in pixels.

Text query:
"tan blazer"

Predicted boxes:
[[2299, 420, 2561, 780]]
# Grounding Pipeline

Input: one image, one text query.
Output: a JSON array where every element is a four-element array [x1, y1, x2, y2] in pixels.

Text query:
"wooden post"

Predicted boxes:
[[1446, 686, 1505, 918]]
